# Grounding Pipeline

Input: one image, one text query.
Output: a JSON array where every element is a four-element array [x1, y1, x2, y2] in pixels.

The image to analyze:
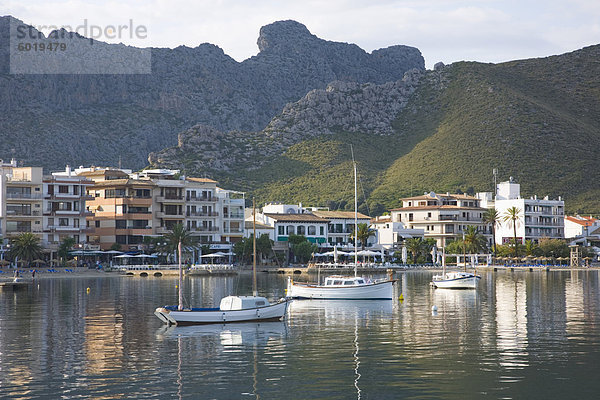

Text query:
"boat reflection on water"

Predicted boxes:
[[156, 321, 287, 347], [288, 300, 395, 400]]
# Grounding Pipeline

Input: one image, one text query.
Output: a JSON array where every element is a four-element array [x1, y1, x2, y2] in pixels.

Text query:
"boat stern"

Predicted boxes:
[[154, 307, 177, 325]]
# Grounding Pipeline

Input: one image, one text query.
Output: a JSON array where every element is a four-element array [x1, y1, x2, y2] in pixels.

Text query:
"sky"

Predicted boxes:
[[3, 0, 599, 68]]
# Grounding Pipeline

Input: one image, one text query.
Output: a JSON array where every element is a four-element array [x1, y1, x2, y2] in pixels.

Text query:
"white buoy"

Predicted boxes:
[[431, 305, 438, 316], [432, 305, 438, 312]]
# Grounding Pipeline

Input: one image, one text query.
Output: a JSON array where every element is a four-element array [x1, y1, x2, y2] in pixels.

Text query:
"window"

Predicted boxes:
[[116, 220, 127, 229], [297, 226, 305, 235], [73, 201, 79, 211], [59, 185, 69, 193], [73, 219, 79, 228], [427, 212, 432, 218], [95, 220, 100, 228], [308, 225, 316, 235], [408, 213, 414, 222], [320, 226, 324, 235], [73, 185, 79, 195], [278, 226, 284, 235], [59, 218, 68, 226]]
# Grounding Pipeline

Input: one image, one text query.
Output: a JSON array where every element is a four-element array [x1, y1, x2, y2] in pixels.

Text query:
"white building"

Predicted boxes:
[[390, 192, 490, 248], [564, 215, 599, 240], [311, 210, 371, 246], [494, 178, 564, 244], [370, 216, 425, 250]]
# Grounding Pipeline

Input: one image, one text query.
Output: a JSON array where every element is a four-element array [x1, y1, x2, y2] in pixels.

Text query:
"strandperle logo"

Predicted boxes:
[[15, 19, 148, 44], [9, 18, 151, 74]]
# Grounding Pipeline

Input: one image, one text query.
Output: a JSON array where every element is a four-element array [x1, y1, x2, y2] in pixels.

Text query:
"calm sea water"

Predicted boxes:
[[1, 270, 599, 399]]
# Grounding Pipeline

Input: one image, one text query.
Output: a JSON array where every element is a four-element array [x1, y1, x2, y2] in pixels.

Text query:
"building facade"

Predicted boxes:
[[42, 166, 94, 249], [494, 179, 564, 244], [4, 166, 44, 239], [390, 192, 489, 247], [370, 215, 425, 250], [311, 210, 371, 246]]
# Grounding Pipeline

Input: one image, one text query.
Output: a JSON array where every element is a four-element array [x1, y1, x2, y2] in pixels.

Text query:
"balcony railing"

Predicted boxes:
[[226, 213, 245, 219], [6, 193, 42, 200], [190, 226, 219, 232], [223, 228, 244, 233], [186, 211, 219, 217], [439, 215, 458, 221], [186, 196, 217, 202]]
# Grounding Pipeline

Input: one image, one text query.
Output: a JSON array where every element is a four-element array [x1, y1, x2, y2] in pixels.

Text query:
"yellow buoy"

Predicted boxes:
[[175, 285, 178, 289], [399, 293, 404, 302], [86, 287, 90, 293]]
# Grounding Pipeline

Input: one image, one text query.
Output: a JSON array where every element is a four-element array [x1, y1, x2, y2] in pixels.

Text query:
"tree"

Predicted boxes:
[[164, 224, 194, 310], [352, 223, 376, 250], [482, 208, 501, 256], [9, 233, 43, 265], [502, 207, 522, 257], [293, 241, 317, 263], [110, 242, 122, 251], [405, 238, 424, 263], [58, 237, 76, 263], [463, 226, 487, 253]]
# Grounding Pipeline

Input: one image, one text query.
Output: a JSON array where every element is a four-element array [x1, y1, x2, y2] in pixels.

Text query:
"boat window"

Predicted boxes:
[[344, 281, 354, 285], [333, 280, 343, 285], [255, 301, 265, 306], [357, 279, 365, 284]]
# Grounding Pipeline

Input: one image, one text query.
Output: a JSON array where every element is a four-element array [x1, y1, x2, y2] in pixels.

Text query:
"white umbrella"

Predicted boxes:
[[357, 250, 379, 256], [200, 253, 226, 258], [402, 247, 408, 264], [334, 246, 338, 264]]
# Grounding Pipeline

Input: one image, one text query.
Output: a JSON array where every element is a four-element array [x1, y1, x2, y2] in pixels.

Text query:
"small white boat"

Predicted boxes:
[[154, 296, 289, 326], [287, 275, 394, 300], [431, 271, 481, 289], [155, 200, 289, 326]]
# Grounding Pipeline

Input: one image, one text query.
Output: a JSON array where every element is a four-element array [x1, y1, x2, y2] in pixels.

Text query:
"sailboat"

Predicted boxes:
[[286, 151, 396, 300], [431, 248, 481, 289], [155, 202, 289, 325]]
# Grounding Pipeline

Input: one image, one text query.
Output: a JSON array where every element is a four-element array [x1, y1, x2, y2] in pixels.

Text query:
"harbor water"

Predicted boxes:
[[1, 270, 599, 399]]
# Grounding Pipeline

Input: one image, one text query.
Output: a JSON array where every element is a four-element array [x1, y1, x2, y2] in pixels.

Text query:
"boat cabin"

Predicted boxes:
[[323, 276, 368, 287], [220, 295, 269, 310]]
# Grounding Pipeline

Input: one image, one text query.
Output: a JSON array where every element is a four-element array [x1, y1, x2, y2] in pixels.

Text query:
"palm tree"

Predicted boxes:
[[463, 226, 487, 253], [9, 233, 43, 266], [405, 237, 425, 263], [164, 224, 193, 310], [352, 223, 376, 250], [482, 208, 501, 256], [502, 207, 522, 257], [58, 237, 76, 264]]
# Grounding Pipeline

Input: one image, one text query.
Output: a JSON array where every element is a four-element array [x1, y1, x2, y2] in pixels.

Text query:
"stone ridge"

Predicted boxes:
[[148, 68, 426, 172], [0, 16, 424, 169]]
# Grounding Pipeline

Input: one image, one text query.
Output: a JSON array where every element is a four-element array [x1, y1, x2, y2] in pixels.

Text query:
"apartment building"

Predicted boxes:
[[217, 187, 245, 244], [493, 179, 564, 244], [4, 166, 44, 239], [370, 215, 425, 250], [80, 168, 155, 250], [42, 166, 94, 248], [310, 210, 371, 246], [390, 192, 489, 247], [185, 177, 219, 244]]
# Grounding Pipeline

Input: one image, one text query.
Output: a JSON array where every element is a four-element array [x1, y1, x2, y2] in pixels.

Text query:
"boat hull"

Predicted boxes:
[[287, 280, 395, 300], [432, 275, 481, 289], [154, 300, 289, 326]]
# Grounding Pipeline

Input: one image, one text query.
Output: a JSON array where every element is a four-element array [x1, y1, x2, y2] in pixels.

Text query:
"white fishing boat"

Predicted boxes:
[[155, 201, 289, 325], [431, 271, 481, 289], [431, 248, 481, 289], [286, 149, 396, 300]]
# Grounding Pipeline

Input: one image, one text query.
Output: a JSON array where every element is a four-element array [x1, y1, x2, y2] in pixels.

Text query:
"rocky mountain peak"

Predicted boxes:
[[257, 20, 315, 52]]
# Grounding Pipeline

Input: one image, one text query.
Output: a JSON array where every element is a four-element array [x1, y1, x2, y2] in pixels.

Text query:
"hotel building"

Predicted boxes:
[[390, 192, 489, 247]]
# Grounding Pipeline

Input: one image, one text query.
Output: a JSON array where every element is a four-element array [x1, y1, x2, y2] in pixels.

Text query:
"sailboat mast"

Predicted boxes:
[[353, 153, 358, 278], [252, 198, 258, 296]]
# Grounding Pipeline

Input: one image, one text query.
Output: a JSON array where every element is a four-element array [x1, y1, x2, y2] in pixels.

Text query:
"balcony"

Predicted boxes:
[[6, 192, 42, 200], [6, 210, 41, 217], [223, 228, 243, 234], [156, 211, 184, 219], [226, 213, 245, 219], [186, 196, 217, 202], [186, 211, 219, 217], [156, 195, 184, 203], [439, 215, 458, 221], [190, 226, 219, 233]]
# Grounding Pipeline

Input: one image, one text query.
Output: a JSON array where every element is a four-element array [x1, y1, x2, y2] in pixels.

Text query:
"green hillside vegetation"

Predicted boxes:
[[165, 45, 600, 215]]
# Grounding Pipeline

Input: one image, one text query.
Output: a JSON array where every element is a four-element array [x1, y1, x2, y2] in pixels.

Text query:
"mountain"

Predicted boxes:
[[150, 45, 600, 214], [0, 16, 424, 169]]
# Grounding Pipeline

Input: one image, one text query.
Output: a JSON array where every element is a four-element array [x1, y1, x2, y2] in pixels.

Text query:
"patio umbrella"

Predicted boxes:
[[0, 259, 9, 265], [32, 259, 46, 265]]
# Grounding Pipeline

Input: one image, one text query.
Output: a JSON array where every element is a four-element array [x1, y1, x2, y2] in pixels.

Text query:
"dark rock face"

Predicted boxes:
[[0, 16, 424, 169]]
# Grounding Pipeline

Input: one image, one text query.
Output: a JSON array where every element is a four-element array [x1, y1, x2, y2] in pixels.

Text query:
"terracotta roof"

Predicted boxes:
[[187, 177, 218, 184], [78, 169, 128, 178], [244, 221, 274, 230], [92, 179, 156, 188], [263, 213, 329, 223], [312, 210, 370, 219], [565, 215, 597, 226]]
